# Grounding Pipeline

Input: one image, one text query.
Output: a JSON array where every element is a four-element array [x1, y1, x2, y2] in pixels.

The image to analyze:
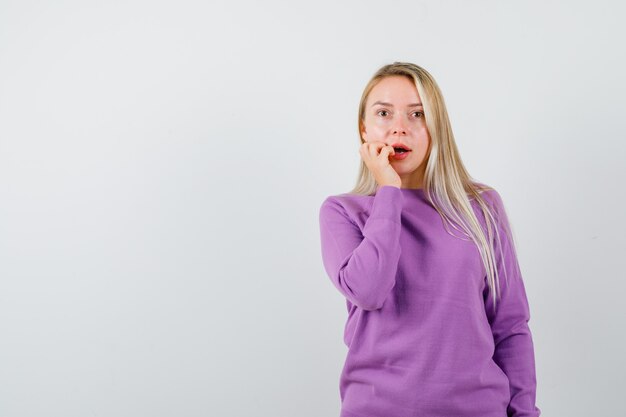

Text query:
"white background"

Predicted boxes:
[[1, 1, 624, 416]]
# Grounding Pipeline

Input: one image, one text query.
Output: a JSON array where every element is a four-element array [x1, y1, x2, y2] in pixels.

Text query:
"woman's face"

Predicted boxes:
[[361, 75, 432, 185]]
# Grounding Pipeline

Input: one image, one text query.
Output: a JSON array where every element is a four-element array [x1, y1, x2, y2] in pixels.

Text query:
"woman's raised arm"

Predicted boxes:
[[319, 186, 404, 311]]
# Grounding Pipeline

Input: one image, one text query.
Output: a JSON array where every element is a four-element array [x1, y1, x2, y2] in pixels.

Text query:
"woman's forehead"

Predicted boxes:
[[368, 77, 421, 106]]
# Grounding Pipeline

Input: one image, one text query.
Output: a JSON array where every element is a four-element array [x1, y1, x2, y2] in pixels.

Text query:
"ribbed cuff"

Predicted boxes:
[[370, 185, 403, 223]]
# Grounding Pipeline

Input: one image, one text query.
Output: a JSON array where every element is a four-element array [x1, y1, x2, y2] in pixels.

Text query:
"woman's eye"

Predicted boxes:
[[377, 110, 389, 117], [412, 111, 424, 118]]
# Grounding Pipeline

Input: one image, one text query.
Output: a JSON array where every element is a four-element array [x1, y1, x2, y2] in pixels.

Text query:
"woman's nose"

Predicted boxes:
[[392, 119, 407, 135]]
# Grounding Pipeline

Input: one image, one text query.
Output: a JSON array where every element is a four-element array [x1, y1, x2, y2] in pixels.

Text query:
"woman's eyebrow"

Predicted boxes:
[[371, 101, 423, 108]]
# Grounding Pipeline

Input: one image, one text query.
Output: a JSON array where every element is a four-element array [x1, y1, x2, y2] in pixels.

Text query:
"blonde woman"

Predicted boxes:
[[318, 62, 540, 417]]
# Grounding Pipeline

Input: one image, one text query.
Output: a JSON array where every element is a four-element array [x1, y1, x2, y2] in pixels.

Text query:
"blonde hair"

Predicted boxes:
[[351, 61, 515, 311]]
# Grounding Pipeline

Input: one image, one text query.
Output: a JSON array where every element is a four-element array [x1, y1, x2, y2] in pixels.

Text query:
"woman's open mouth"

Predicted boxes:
[[392, 143, 411, 160], [392, 151, 410, 160]]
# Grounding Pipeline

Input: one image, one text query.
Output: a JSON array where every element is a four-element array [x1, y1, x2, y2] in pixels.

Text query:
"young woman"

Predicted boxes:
[[318, 62, 541, 417]]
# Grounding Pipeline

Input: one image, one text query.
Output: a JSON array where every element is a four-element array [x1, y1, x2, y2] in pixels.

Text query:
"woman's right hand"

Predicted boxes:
[[360, 141, 402, 188]]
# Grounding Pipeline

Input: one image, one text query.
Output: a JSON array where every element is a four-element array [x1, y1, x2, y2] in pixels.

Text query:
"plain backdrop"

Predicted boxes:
[[1, 0, 625, 416]]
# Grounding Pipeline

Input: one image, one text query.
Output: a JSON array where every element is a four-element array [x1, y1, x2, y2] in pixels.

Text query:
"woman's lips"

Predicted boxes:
[[392, 150, 411, 160]]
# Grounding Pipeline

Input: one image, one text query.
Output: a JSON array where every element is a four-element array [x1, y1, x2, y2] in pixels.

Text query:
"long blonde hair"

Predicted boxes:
[[351, 61, 515, 312]]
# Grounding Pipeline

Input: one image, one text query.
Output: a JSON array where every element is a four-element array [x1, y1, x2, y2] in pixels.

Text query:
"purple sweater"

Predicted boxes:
[[319, 185, 540, 417]]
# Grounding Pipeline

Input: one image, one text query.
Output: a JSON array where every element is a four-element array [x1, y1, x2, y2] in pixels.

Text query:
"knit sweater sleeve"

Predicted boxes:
[[482, 190, 541, 417], [318, 186, 404, 311]]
